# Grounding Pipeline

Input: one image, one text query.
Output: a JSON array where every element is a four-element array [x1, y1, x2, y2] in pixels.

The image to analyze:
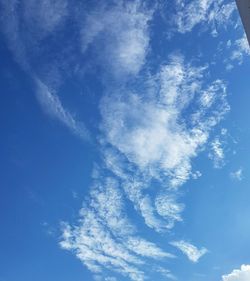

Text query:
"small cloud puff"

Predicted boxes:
[[230, 168, 243, 181]]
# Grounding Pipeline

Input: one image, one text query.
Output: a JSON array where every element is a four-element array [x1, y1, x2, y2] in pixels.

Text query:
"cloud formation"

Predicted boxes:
[[230, 34, 250, 64], [100, 54, 229, 232], [170, 240, 208, 263], [60, 176, 174, 281], [222, 265, 250, 281], [60, 53, 230, 279], [80, 1, 153, 76], [172, 0, 236, 35], [36, 79, 89, 140], [230, 168, 243, 181], [1, 0, 240, 280], [209, 137, 225, 168]]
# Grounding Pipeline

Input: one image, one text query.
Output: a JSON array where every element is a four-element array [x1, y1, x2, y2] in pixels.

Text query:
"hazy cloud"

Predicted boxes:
[[36, 79, 89, 140]]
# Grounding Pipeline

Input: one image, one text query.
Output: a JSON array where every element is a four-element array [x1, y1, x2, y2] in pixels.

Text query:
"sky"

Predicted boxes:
[[1, 0, 250, 281]]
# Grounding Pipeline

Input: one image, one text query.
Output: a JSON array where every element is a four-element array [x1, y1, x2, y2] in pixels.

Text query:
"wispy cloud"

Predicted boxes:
[[36, 79, 89, 140], [101, 55, 228, 186], [23, 0, 68, 37], [209, 137, 225, 168], [224, 33, 250, 70], [230, 34, 250, 64], [155, 266, 177, 280], [80, 1, 153, 76], [170, 240, 208, 263], [2, 0, 235, 279], [172, 0, 236, 35], [59, 51, 229, 279], [100, 54, 229, 232], [60, 177, 174, 281], [1, 0, 90, 141], [230, 168, 243, 181], [222, 264, 250, 281]]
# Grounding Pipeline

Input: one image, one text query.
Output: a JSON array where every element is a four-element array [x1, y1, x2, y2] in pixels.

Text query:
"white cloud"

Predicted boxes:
[[123, 181, 168, 232], [230, 168, 243, 181], [170, 240, 208, 263], [209, 137, 225, 168], [156, 267, 177, 280], [101, 55, 228, 187], [60, 177, 174, 281], [1, 0, 68, 69], [155, 193, 184, 226], [100, 54, 229, 232], [1, 2, 233, 280], [172, 0, 236, 35], [0, 0, 30, 71], [222, 265, 250, 281], [80, 1, 153, 76], [22, 0, 68, 38], [36, 79, 89, 140], [126, 237, 175, 259], [230, 34, 250, 64], [1, 0, 91, 141]]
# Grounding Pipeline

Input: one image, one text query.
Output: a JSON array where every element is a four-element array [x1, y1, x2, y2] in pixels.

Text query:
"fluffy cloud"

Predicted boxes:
[[222, 265, 250, 281], [170, 240, 208, 263]]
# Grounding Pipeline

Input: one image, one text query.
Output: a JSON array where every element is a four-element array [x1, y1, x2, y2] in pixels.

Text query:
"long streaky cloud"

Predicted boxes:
[[36, 79, 89, 140]]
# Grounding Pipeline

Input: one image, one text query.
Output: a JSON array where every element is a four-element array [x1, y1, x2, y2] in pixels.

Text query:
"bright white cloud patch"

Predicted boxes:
[[222, 265, 250, 281], [170, 240, 208, 263]]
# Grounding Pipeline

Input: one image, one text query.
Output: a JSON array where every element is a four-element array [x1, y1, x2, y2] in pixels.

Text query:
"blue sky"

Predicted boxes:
[[1, 0, 250, 281]]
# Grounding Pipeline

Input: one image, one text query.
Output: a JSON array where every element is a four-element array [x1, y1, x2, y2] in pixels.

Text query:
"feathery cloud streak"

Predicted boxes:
[[36, 79, 89, 140], [60, 177, 174, 281], [170, 240, 208, 263]]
